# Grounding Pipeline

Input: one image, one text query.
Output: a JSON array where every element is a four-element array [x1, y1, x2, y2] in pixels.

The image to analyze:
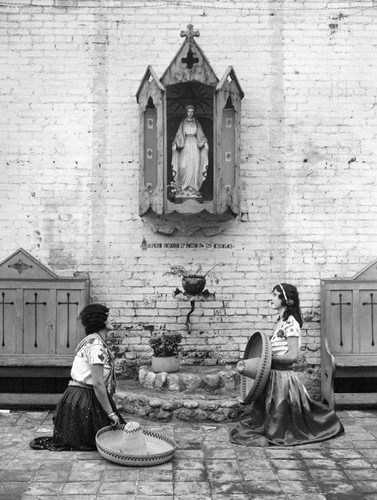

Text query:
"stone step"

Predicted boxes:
[[115, 379, 245, 423], [138, 364, 240, 393]]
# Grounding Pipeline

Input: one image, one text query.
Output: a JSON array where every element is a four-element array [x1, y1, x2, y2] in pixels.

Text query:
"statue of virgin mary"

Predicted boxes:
[[171, 104, 209, 199]]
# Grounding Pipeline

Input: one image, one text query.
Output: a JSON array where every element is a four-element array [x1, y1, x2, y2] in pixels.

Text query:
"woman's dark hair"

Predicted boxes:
[[273, 283, 303, 327], [79, 304, 109, 335]]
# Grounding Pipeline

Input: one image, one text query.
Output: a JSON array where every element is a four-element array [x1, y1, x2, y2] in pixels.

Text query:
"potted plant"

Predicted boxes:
[[149, 332, 182, 373], [164, 262, 224, 295]]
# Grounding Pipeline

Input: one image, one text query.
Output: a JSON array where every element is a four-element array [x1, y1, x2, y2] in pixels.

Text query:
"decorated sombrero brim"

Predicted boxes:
[[96, 424, 176, 467], [238, 331, 272, 404]]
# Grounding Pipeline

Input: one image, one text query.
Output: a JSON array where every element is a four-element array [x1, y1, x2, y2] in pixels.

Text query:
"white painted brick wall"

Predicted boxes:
[[1, 0, 377, 395]]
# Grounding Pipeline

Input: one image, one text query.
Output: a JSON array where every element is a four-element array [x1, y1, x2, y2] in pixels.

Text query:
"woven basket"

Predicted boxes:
[[96, 425, 177, 467]]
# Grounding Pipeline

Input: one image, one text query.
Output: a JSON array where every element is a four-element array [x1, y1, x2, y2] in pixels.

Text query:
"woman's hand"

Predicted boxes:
[[108, 412, 120, 426], [172, 143, 177, 151], [204, 143, 209, 150]]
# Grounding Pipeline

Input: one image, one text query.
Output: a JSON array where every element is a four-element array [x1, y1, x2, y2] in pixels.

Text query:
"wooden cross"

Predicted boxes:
[[180, 24, 200, 45], [25, 293, 47, 348], [362, 293, 376, 346], [331, 293, 351, 347], [58, 293, 79, 348], [1, 292, 14, 347]]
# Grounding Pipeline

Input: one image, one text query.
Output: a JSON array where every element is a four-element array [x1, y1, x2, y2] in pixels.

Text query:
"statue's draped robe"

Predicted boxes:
[[171, 118, 208, 195]]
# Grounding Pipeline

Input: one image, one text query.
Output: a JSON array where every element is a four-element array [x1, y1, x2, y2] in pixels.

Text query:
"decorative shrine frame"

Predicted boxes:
[[136, 25, 244, 217]]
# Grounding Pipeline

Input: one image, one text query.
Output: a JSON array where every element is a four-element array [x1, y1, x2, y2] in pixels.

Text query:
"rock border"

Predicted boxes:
[[115, 389, 244, 422], [138, 365, 240, 392]]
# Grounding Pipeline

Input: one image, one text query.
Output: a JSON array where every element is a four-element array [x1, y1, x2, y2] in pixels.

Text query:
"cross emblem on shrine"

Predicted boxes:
[[180, 24, 200, 69]]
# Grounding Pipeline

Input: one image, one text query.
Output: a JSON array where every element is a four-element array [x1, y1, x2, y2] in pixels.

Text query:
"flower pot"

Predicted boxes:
[[182, 276, 206, 295], [151, 356, 180, 373]]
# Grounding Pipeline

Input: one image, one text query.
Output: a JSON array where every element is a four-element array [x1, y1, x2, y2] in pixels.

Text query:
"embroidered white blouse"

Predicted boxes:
[[70, 334, 112, 387], [270, 316, 301, 357]]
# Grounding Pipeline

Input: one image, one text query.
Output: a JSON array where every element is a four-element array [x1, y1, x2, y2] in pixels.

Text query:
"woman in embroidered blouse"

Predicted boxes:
[[30, 304, 124, 451], [230, 283, 344, 447]]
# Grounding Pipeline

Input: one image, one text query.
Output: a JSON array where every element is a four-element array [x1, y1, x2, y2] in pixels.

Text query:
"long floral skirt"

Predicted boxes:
[[30, 386, 124, 451], [229, 370, 344, 447]]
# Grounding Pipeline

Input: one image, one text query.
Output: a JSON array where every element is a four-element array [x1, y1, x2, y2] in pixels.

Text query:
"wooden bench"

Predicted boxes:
[[321, 260, 377, 409], [0, 248, 89, 406]]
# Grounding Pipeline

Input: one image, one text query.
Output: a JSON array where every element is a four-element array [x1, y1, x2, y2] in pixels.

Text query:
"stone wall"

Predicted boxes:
[[1, 0, 377, 397]]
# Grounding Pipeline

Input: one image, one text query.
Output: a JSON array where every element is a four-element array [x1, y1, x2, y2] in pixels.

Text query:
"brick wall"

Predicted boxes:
[[1, 0, 377, 396]]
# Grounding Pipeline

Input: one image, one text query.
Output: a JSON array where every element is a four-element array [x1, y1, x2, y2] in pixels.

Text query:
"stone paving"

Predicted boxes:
[[1, 408, 377, 499]]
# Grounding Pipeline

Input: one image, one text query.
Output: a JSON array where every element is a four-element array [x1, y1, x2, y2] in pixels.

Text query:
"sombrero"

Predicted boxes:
[[238, 331, 272, 404], [96, 422, 176, 467]]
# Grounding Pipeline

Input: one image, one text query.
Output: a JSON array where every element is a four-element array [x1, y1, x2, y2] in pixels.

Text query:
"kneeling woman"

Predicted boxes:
[[230, 283, 344, 447], [30, 304, 124, 451]]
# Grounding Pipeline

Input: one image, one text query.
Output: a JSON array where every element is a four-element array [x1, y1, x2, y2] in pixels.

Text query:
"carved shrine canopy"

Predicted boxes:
[[136, 24, 244, 218], [0, 248, 89, 367]]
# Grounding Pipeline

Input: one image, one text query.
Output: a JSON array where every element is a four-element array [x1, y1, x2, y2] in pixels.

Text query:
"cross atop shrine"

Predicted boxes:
[[180, 24, 200, 45]]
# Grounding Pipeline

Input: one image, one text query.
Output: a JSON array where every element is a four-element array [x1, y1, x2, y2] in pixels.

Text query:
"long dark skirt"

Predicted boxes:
[[230, 370, 344, 447], [30, 386, 124, 451]]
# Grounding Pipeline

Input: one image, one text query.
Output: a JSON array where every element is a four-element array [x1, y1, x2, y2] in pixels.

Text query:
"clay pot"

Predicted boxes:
[[182, 276, 206, 295], [151, 356, 180, 373]]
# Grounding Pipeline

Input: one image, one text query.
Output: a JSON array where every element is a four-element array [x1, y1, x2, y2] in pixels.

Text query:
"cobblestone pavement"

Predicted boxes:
[[1, 409, 377, 499]]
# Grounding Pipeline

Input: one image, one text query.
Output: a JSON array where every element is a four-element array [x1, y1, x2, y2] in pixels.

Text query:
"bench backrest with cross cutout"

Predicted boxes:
[[321, 260, 377, 365], [0, 249, 89, 367]]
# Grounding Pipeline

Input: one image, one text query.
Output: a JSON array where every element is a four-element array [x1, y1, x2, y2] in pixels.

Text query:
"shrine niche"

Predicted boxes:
[[136, 24, 244, 223], [0, 248, 89, 378]]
